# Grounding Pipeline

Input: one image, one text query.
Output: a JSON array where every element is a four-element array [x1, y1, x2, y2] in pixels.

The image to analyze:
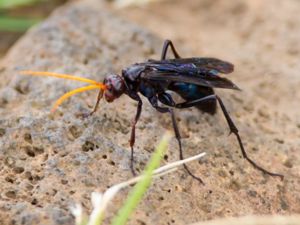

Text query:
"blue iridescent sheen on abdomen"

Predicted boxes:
[[171, 82, 208, 99], [169, 82, 216, 114]]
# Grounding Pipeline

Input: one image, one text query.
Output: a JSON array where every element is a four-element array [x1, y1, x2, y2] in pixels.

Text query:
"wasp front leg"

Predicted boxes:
[[126, 91, 143, 176]]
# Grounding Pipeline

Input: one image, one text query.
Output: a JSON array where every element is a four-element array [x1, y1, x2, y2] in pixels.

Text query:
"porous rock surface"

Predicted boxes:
[[0, 0, 299, 225]]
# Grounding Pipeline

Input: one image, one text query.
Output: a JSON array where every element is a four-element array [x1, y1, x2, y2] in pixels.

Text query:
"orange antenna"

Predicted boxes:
[[51, 85, 100, 112], [19, 70, 107, 112], [20, 70, 107, 90]]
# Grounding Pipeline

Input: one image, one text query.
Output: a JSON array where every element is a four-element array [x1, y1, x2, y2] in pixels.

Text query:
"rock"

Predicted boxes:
[[0, 0, 299, 225]]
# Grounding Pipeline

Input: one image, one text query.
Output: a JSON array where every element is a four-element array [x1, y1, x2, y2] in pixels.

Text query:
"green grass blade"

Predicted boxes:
[[0, 16, 40, 32], [111, 132, 171, 225]]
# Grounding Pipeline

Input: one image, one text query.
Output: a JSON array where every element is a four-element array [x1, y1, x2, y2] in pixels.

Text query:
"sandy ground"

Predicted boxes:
[[0, 0, 299, 224]]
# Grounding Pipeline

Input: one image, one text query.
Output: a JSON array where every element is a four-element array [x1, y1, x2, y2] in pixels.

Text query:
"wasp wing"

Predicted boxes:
[[141, 57, 239, 90], [143, 71, 240, 90], [189, 57, 234, 74], [146, 57, 234, 74]]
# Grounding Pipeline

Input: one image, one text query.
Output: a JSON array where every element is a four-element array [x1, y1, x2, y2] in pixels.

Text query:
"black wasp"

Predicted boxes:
[[22, 40, 284, 183]]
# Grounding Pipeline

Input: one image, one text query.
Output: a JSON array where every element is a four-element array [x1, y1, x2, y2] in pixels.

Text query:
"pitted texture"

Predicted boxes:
[[0, 0, 299, 225]]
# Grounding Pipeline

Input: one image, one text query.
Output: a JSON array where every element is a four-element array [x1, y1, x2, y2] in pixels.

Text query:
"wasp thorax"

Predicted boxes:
[[104, 74, 125, 102]]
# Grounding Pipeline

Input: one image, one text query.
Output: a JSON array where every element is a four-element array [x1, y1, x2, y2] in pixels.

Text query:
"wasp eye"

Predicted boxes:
[[103, 74, 125, 102]]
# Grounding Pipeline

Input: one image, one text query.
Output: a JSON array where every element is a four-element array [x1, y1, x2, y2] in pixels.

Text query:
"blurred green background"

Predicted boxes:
[[0, 0, 67, 57]]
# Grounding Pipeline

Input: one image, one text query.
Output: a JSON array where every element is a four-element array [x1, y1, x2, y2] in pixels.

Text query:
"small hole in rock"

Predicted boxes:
[[139, 161, 146, 167], [69, 125, 82, 139], [136, 220, 146, 225], [33, 147, 44, 155], [25, 147, 35, 157], [164, 154, 168, 161], [159, 196, 164, 201], [24, 133, 32, 144], [13, 167, 24, 174], [31, 198, 38, 205], [33, 175, 43, 181], [102, 155, 107, 159], [5, 190, 16, 199], [108, 160, 115, 166], [61, 179, 68, 185], [82, 141, 95, 152], [5, 176, 14, 183], [25, 171, 33, 180], [26, 184, 34, 191]]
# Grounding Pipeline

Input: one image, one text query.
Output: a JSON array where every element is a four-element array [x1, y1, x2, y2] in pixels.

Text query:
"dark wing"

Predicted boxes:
[[143, 71, 240, 90], [146, 57, 234, 74], [142, 57, 239, 90], [167, 57, 234, 74]]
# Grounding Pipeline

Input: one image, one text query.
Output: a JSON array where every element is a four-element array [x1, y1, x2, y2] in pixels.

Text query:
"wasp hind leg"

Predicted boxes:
[[161, 40, 181, 60], [175, 94, 284, 180]]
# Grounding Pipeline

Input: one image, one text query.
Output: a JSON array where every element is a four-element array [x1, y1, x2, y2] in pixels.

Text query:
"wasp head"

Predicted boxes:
[[103, 74, 125, 102]]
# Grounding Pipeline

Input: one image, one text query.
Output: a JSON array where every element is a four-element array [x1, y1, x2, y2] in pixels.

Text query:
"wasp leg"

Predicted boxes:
[[149, 96, 204, 184], [79, 89, 104, 118], [175, 95, 284, 180], [128, 93, 143, 176], [161, 40, 181, 60], [158, 92, 176, 106], [89, 89, 103, 116]]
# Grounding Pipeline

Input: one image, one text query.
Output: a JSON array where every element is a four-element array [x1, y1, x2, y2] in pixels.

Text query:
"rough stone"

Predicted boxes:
[[0, 0, 299, 225]]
